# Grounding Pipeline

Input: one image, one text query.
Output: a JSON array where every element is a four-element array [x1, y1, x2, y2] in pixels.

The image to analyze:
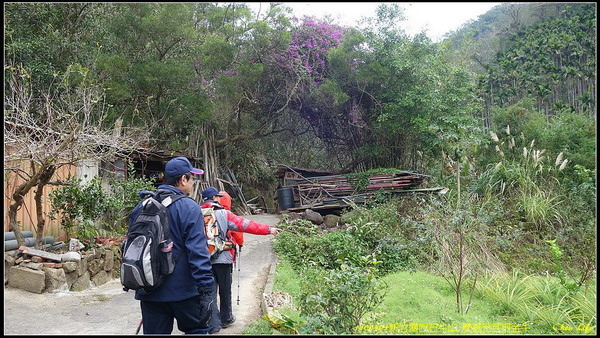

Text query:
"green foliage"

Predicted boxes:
[[360, 270, 514, 334], [545, 112, 596, 170], [5, 3, 109, 92], [491, 98, 548, 146], [298, 264, 387, 334], [49, 176, 107, 240], [516, 187, 564, 232], [471, 125, 572, 233], [343, 200, 427, 272], [275, 217, 321, 237], [49, 167, 155, 241], [273, 224, 371, 272], [261, 310, 300, 334], [478, 4, 596, 116], [346, 168, 399, 192], [273, 258, 303, 300], [545, 239, 584, 294], [102, 164, 156, 231]]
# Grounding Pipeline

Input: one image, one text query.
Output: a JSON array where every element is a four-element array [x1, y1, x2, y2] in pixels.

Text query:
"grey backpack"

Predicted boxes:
[[121, 190, 185, 294]]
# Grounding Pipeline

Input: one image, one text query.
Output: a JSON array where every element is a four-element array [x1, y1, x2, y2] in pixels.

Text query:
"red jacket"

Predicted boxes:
[[201, 194, 268, 264], [219, 191, 245, 247]]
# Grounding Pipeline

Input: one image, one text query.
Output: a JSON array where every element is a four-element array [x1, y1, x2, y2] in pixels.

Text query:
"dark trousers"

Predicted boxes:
[[212, 263, 234, 323], [140, 295, 211, 334]]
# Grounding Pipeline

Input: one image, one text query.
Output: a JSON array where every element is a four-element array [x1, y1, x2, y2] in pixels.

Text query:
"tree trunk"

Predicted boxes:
[[34, 164, 56, 248], [8, 163, 43, 247]]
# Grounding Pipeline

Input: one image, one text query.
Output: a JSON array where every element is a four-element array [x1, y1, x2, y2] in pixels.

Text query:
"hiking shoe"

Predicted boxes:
[[221, 316, 236, 328]]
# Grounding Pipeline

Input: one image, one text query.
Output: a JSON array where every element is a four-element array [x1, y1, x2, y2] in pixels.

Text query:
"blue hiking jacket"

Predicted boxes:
[[129, 185, 214, 302]]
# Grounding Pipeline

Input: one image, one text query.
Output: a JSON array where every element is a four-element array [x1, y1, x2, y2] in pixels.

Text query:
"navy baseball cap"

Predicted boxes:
[[201, 187, 224, 200], [165, 157, 204, 177]]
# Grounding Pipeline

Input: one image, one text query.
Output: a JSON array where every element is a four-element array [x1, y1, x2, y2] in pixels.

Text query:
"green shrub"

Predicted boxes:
[[102, 168, 155, 232], [298, 264, 387, 334], [49, 176, 107, 241], [273, 228, 371, 271], [49, 167, 155, 241]]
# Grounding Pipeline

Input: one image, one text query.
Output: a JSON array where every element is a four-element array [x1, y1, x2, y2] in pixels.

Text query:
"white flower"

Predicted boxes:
[[555, 152, 564, 167], [523, 147, 528, 158], [505, 125, 511, 135], [490, 131, 499, 142], [508, 138, 515, 149], [559, 159, 569, 171]]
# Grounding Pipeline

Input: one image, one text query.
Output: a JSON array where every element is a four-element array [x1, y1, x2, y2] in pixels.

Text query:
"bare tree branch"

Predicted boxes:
[[4, 64, 151, 248]]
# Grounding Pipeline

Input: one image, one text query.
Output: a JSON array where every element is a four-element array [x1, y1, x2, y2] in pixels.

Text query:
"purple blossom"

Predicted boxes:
[[271, 17, 346, 84]]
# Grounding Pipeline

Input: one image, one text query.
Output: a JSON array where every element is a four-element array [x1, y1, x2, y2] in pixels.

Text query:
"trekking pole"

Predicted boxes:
[[136, 318, 143, 335], [236, 245, 241, 305]]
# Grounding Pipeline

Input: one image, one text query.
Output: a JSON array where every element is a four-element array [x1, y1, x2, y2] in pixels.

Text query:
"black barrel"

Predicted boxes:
[[277, 187, 295, 210]]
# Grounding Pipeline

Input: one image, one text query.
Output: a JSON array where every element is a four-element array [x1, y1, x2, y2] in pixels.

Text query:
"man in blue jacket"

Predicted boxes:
[[129, 156, 215, 334]]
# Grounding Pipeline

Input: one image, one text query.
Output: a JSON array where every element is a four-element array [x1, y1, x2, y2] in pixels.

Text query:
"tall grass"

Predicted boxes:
[[477, 270, 534, 316], [477, 271, 597, 334], [516, 187, 564, 232]]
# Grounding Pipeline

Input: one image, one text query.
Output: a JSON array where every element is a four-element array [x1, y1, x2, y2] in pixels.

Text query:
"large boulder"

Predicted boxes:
[[8, 266, 46, 293], [304, 209, 323, 225], [323, 214, 342, 229]]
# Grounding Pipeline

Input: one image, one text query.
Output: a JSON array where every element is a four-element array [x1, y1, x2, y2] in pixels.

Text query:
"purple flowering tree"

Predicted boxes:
[[273, 17, 345, 84]]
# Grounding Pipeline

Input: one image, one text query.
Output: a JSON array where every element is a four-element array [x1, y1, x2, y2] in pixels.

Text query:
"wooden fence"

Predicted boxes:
[[4, 161, 77, 239]]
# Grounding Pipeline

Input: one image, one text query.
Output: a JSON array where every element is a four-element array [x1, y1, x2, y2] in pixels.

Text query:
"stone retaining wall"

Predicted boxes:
[[4, 245, 122, 294]]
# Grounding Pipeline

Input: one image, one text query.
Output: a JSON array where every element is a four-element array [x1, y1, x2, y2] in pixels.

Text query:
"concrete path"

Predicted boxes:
[[4, 214, 280, 335]]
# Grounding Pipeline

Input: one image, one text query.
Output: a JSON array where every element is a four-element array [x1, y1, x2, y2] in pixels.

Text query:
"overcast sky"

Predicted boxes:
[[245, 2, 501, 42]]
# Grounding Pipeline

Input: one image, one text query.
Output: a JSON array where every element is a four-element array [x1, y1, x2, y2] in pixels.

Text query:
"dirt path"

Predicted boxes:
[[4, 214, 280, 335]]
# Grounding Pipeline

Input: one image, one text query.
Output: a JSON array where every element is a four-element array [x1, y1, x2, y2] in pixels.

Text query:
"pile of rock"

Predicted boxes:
[[285, 209, 344, 231], [5, 243, 122, 294]]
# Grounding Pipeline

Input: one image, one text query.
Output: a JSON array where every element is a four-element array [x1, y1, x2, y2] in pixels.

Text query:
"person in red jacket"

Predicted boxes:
[[218, 191, 244, 260], [200, 187, 280, 332]]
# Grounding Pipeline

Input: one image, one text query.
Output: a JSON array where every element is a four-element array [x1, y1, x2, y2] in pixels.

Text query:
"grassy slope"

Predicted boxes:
[[360, 270, 522, 335], [246, 261, 596, 335]]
